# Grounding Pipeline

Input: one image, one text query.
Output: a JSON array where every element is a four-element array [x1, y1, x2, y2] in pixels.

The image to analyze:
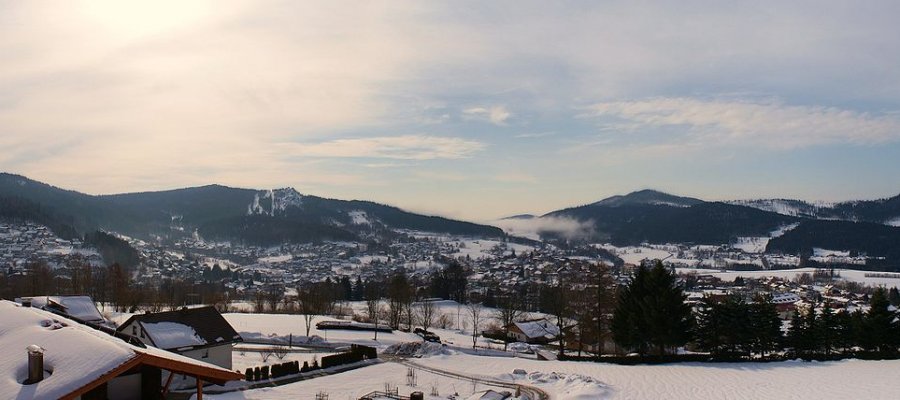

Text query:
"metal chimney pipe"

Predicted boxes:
[[26, 345, 44, 384]]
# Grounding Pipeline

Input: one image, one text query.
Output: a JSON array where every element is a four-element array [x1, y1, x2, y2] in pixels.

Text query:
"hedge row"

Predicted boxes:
[[243, 360, 304, 382], [321, 344, 377, 369]]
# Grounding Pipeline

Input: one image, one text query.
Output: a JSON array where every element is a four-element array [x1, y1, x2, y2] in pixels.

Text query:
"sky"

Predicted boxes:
[[1, 1, 900, 222]]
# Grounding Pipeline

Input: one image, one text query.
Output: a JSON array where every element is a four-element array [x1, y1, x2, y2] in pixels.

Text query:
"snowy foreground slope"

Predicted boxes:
[[200, 353, 900, 400], [204, 308, 900, 399], [418, 354, 900, 400]]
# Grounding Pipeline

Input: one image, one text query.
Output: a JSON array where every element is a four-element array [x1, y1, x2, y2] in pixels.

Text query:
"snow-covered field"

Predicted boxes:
[[203, 350, 900, 400], [597, 244, 674, 266], [201, 360, 515, 400], [192, 307, 900, 400], [416, 354, 900, 400], [225, 313, 421, 350], [732, 223, 800, 254], [675, 267, 900, 288], [257, 254, 293, 264]]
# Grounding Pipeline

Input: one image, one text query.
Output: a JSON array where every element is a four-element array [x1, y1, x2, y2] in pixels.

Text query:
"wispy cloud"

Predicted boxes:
[[583, 98, 900, 149], [287, 135, 485, 160], [413, 170, 469, 181], [515, 131, 556, 139], [494, 173, 538, 183], [463, 106, 512, 126]]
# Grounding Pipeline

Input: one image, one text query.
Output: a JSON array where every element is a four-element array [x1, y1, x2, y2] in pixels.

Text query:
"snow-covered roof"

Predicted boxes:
[[0, 301, 134, 399], [512, 319, 560, 339], [771, 293, 801, 304], [141, 321, 208, 349], [0, 301, 241, 399], [16, 295, 104, 323], [118, 306, 241, 350], [468, 389, 513, 400]]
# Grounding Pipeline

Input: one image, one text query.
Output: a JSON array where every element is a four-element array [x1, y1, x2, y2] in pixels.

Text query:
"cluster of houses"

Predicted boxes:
[[682, 271, 877, 320], [0, 222, 102, 271]]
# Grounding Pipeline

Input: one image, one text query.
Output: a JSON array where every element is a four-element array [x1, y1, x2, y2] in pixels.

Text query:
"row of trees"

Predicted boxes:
[[2, 256, 235, 314], [610, 261, 900, 360]]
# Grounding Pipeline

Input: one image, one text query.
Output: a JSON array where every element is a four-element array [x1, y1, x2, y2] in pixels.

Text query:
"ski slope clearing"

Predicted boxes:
[[597, 244, 674, 265]]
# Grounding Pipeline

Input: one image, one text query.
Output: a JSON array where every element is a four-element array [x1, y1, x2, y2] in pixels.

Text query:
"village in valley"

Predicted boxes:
[[3, 217, 900, 399], [4, 1, 900, 399]]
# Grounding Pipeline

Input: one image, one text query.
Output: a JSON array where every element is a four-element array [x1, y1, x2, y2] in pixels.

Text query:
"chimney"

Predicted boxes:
[[25, 345, 44, 384]]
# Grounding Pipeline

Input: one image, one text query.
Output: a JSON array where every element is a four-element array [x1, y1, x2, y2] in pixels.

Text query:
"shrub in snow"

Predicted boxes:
[[384, 341, 449, 357], [254, 366, 261, 381], [245, 368, 253, 381], [507, 342, 532, 353], [261, 365, 270, 379], [301, 361, 310, 373], [306, 335, 326, 344]]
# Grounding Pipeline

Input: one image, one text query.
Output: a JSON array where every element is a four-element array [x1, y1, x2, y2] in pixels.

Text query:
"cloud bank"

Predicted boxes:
[[495, 216, 595, 241], [584, 98, 900, 149]]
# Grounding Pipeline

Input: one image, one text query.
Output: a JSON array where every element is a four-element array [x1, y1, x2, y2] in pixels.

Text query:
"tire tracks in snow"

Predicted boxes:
[[389, 356, 550, 400]]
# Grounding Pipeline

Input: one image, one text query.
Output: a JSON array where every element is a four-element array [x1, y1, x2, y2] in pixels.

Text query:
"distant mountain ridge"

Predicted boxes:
[[535, 189, 900, 266], [730, 194, 900, 225], [0, 173, 504, 244], [588, 189, 703, 208], [4, 174, 899, 264]]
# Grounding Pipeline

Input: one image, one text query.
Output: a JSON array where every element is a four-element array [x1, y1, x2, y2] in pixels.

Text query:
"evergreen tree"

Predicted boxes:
[[352, 276, 365, 301], [850, 308, 871, 352], [339, 276, 353, 301], [832, 309, 854, 354], [612, 261, 694, 356], [748, 294, 783, 357], [787, 304, 819, 358], [866, 288, 898, 356], [818, 302, 839, 356], [695, 294, 751, 357], [888, 287, 900, 307]]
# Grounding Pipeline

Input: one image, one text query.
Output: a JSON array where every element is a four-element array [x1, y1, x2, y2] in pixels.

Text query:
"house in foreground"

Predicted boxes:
[[506, 318, 560, 344], [0, 300, 242, 400], [117, 306, 242, 371]]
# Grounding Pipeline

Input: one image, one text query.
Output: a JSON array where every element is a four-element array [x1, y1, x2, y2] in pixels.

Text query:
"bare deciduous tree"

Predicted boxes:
[[495, 293, 527, 351], [437, 313, 453, 329], [272, 343, 289, 360], [297, 283, 335, 337], [467, 302, 484, 349], [416, 300, 436, 332]]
